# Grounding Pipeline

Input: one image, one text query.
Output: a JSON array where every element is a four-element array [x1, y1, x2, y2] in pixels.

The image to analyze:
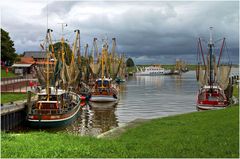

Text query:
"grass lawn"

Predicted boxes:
[[1, 105, 239, 158], [233, 84, 239, 99], [1, 69, 16, 78], [0, 93, 27, 104]]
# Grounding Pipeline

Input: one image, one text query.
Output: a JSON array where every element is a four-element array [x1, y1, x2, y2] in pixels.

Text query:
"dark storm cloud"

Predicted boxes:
[[1, 1, 239, 64]]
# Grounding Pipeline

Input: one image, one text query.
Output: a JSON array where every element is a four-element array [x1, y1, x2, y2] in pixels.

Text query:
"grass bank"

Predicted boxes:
[[233, 84, 239, 99], [1, 105, 239, 158], [0, 93, 27, 104], [1, 69, 16, 78]]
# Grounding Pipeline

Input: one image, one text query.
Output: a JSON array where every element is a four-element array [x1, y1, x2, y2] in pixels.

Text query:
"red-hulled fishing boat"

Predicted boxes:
[[196, 27, 232, 111]]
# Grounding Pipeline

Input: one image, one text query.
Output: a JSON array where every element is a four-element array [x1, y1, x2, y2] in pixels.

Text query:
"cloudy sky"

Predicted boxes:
[[1, 0, 239, 64]]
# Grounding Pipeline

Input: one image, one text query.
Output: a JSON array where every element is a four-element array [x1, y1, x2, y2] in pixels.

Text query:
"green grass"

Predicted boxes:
[[233, 84, 239, 99], [1, 69, 16, 78], [0, 93, 27, 104], [1, 106, 239, 158]]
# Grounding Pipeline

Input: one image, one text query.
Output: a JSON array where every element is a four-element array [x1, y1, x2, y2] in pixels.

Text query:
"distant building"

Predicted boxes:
[[12, 57, 35, 75], [23, 51, 47, 62], [12, 51, 53, 76]]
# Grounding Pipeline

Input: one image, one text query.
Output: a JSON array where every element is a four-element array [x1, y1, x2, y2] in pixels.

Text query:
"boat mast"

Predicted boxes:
[[59, 23, 67, 63], [208, 27, 214, 89], [45, 30, 50, 101], [77, 30, 81, 64], [72, 30, 80, 63], [101, 42, 106, 87], [112, 38, 116, 78]]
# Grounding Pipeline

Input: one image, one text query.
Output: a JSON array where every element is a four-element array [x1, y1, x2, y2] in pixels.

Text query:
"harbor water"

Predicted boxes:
[[65, 71, 199, 136], [14, 68, 239, 136]]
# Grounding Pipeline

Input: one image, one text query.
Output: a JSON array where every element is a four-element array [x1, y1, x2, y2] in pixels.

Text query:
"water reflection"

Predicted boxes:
[[14, 68, 239, 135], [65, 106, 118, 136], [91, 107, 118, 134]]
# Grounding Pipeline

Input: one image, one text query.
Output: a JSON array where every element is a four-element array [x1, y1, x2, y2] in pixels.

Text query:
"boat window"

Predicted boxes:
[[97, 81, 102, 87], [208, 96, 218, 101], [38, 95, 47, 101], [49, 95, 57, 101]]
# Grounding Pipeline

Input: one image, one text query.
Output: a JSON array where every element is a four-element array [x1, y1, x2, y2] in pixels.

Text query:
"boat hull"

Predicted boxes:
[[27, 103, 81, 128], [197, 104, 228, 111], [89, 95, 118, 108], [197, 86, 230, 111], [135, 72, 170, 76]]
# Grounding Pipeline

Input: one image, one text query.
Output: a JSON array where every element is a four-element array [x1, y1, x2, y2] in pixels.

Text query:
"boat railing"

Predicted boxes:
[[32, 109, 63, 115]]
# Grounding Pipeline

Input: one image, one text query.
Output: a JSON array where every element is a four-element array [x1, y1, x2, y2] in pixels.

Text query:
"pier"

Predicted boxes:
[[1, 100, 27, 131]]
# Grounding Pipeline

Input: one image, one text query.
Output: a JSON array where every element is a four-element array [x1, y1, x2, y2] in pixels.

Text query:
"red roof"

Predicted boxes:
[[36, 61, 54, 65], [16, 57, 35, 64]]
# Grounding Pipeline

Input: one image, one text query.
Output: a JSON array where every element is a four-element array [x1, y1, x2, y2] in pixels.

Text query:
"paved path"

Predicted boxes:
[[1, 100, 27, 116], [97, 118, 150, 139], [1, 78, 37, 86]]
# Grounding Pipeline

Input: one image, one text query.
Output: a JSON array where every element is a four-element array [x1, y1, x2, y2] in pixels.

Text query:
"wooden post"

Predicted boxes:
[[27, 91, 32, 114]]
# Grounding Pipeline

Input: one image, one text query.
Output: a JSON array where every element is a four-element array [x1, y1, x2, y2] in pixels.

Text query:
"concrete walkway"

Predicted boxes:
[[1, 78, 37, 86], [97, 118, 150, 139]]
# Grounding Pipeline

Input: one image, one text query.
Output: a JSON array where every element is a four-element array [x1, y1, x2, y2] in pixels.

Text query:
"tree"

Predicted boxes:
[[52, 42, 72, 65], [126, 57, 135, 67], [1, 28, 17, 65]]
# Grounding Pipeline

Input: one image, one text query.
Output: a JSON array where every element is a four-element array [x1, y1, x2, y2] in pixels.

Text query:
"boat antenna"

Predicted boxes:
[[58, 23, 68, 39], [208, 27, 214, 90], [209, 27, 213, 45], [47, 0, 48, 30]]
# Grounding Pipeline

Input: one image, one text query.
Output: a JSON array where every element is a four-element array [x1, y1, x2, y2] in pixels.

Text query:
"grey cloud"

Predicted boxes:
[[2, 1, 239, 64], [41, 1, 79, 16]]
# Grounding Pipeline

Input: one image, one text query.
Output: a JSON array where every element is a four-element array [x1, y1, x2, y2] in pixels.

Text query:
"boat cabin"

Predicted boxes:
[[198, 85, 227, 105], [94, 78, 113, 95], [32, 87, 72, 115]]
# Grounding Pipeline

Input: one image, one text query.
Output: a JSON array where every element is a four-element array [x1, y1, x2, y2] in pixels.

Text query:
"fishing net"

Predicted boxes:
[[218, 65, 231, 90]]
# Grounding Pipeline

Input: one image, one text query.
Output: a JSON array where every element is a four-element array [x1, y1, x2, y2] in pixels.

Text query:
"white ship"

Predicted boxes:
[[136, 65, 171, 76]]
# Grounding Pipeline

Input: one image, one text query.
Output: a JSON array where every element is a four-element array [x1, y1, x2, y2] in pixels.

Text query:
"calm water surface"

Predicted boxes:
[[65, 71, 199, 136], [16, 68, 238, 136]]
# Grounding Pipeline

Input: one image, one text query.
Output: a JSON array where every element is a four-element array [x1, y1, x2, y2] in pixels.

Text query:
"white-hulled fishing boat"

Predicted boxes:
[[89, 39, 119, 108]]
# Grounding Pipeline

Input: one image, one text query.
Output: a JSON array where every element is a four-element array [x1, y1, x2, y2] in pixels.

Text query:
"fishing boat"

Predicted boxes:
[[89, 39, 119, 108], [136, 65, 171, 76], [115, 54, 127, 83], [89, 77, 119, 108], [196, 27, 232, 111], [27, 28, 81, 127], [28, 87, 81, 128]]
